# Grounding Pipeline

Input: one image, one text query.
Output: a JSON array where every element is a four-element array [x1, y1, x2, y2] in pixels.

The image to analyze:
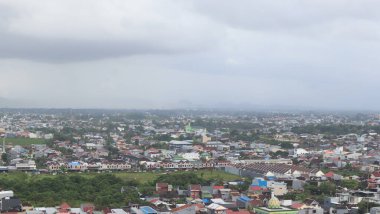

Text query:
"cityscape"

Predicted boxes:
[[0, 110, 380, 213], [1, 0, 380, 214]]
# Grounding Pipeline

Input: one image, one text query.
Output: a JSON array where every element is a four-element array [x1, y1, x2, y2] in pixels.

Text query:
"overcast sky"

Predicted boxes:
[[0, 0, 380, 110]]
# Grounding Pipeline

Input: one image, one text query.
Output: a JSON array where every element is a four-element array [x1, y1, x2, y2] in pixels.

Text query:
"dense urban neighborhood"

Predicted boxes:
[[1, 109, 380, 214]]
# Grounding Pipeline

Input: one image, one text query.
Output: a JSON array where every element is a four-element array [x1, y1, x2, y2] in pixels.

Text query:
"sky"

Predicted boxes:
[[0, 0, 380, 110]]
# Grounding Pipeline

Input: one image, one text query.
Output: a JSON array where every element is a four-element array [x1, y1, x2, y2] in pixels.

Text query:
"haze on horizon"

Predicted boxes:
[[0, 0, 379, 111]]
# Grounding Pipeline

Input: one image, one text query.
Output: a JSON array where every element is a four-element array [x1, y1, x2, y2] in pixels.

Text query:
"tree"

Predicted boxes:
[[283, 192, 308, 201], [138, 186, 155, 196], [235, 181, 250, 192], [35, 157, 47, 169], [340, 179, 359, 190], [217, 156, 226, 161], [1, 153, 8, 164], [319, 182, 336, 196], [358, 201, 380, 214], [154, 172, 207, 189], [271, 151, 289, 158]]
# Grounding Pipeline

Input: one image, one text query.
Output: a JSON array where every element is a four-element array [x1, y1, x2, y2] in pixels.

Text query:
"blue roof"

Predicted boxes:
[[239, 196, 252, 202], [202, 198, 211, 204], [252, 178, 267, 187], [69, 162, 80, 166], [140, 206, 157, 214]]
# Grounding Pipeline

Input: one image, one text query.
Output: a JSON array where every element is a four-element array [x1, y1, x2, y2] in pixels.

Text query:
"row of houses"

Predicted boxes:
[[47, 161, 132, 171], [225, 163, 324, 179], [46, 160, 232, 172], [142, 161, 231, 170], [142, 159, 294, 171]]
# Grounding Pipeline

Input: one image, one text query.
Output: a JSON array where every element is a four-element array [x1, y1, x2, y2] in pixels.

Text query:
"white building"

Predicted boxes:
[[180, 152, 200, 161]]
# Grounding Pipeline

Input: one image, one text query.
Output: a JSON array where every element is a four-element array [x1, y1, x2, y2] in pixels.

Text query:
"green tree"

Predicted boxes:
[[1, 153, 8, 164], [340, 179, 359, 190], [358, 201, 380, 214], [319, 182, 336, 196], [283, 192, 308, 201]]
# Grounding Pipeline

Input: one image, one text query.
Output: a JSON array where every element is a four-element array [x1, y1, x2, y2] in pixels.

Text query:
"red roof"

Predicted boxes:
[[291, 203, 305, 209], [147, 148, 160, 153], [59, 202, 71, 210], [368, 178, 376, 183], [156, 183, 169, 187], [325, 171, 334, 178], [372, 171, 380, 178], [103, 208, 111, 214], [150, 199, 159, 203], [226, 209, 251, 214], [190, 184, 201, 191], [250, 186, 262, 191], [250, 200, 263, 206], [194, 204, 205, 210], [213, 186, 224, 189]]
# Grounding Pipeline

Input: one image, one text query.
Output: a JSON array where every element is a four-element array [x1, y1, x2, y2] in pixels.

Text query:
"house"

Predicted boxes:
[[189, 185, 202, 199], [144, 148, 161, 159], [219, 189, 231, 201], [0, 197, 22, 212], [226, 209, 250, 214], [325, 172, 343, 181], [111, 209, 128, 214], [327, 205, 350, 214], [371, 171, 380, 180], [212, 186, 224, 195], [68, 208, 85, 214], [67, 161, 86, 171], [156, 183, 172, 193], [169, 141, 192, 151], [15, 160, 37, 171], [231, 163, 323, 179], [140, 206, 158, 214], [236, 196, 252, 209], [80, 203, 95, 213], [324, 171, 335, 179], [180, 152, 200, 161], [207, 203, 227, 214], [298, 207, 324, 214], [171, 204, 196, 214], [290, 203, 307, 210], [252, 178, 268, 188], [31, 207, 58, 214], [370, 207, 380, 214], [59, 202, 71, 213], [249, 186, 265, 196], [230, 191, 240, 202], [304, 199, 320, 207], [267, 181, 288, 196]]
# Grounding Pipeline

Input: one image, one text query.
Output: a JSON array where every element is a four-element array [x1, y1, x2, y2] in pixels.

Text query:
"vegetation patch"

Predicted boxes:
[[4, 138, 47, 146]]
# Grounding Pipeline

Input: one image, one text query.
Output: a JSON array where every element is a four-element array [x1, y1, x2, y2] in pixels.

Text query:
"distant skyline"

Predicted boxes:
[[1, 1, 380, 110]]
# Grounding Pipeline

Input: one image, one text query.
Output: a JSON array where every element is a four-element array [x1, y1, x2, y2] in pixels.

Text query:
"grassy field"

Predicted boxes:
[[0, 169, 242, 184], [4, 138, 47, 146], [114, 169, 242, 183]]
